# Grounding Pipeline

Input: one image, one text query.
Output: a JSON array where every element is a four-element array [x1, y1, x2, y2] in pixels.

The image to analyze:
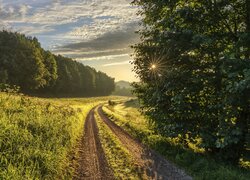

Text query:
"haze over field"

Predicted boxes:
[[0, 0, 139, 82]]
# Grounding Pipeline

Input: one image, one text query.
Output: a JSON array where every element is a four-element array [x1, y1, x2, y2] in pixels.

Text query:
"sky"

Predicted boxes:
[[0, 0, 140, 82]]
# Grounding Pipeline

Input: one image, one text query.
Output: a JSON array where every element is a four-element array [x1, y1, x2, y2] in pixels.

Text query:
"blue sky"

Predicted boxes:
[[0, 0, 140, 82]]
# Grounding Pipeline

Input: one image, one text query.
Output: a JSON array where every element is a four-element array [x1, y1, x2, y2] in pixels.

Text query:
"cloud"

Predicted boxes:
[[61, 21, 139, 50], [54, 21, 139, 60], [15, 25, 55, 35], [1, 0, 139, 37], [0, 3, 31, 20], [19, 4, 31, 18], [75, 54, 129, 64], [103, 60, 130, 67]]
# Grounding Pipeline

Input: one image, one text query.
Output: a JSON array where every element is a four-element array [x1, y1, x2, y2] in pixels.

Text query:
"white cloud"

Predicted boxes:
[[55, 48, 128, 56], [103, 60, 130, 67], [66, 1, 139, 40], [15, 25, 55, 35], [19, 4, 31, 18], [76, 53, 130, 61], [1, 0, 139, 39]]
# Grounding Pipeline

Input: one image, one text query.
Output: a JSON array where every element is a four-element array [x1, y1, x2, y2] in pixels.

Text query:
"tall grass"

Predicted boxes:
[[0, 93, 119, 179]]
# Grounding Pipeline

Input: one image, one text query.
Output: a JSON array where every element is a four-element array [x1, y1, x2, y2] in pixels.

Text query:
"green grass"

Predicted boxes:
[[103, 100, 250, 180], [94, 108, 141, 179], [0, 92, 125, 179], [1, 92, 248, 179]]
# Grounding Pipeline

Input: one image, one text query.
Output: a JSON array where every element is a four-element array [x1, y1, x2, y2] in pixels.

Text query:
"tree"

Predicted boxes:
[[53, 55, 115, 96], [0, 31, 47, 91], [41, 51, 58, 86], [0, 69, 8, 83], [132, 0, 250, 163]]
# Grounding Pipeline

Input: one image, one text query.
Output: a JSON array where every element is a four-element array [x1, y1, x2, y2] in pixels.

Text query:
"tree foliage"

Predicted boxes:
[[132, 0, 250, 163], [53, 55, 114, 96], [0, 31, 115, 96], [0, 31, 47, 90]]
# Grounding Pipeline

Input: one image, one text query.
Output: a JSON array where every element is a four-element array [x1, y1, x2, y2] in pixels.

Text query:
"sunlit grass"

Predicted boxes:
[[0, 93, 82, 179]]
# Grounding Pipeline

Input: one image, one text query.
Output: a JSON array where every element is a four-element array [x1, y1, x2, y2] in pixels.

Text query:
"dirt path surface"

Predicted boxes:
[[97, 106, 192, 180], [73, 108, 114, 180]]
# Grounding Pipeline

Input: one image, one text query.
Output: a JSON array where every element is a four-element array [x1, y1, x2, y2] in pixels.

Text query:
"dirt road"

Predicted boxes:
[[73, 108, 114, 179], [74, 106, 192, 180]]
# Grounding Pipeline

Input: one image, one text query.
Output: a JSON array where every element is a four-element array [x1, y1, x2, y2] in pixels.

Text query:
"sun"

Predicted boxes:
[[151, 64, 157, 70], [147, 52, 167, 79]]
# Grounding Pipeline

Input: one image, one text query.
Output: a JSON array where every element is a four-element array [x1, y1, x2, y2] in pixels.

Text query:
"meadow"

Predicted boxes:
[[0, 92, 125, 179], [103, 99, 250, 180], [0, 91, 249, 179]]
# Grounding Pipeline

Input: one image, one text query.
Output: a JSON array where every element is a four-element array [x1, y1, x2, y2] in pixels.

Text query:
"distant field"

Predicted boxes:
[[0, 92, 127, 179]]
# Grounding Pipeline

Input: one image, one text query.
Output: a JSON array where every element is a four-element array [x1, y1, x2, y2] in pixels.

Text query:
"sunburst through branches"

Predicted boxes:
[[147, 52, 167, 80]]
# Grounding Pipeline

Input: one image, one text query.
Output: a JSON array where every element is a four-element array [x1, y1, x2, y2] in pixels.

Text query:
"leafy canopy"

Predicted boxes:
[[132, 0, 250, 163]]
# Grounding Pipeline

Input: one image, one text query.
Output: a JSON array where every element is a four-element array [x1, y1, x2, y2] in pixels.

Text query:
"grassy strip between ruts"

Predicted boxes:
[[94, 108, 141, 179], [102, 101, 250, 180], [0, 92, 123, 179]]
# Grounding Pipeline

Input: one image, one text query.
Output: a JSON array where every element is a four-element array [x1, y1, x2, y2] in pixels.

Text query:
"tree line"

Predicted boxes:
[[132, 0, 250, 164], [0, 31, 115, 96]]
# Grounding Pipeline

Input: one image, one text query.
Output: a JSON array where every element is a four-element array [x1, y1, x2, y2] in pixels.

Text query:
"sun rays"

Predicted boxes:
[[147, 51, 167, 80]]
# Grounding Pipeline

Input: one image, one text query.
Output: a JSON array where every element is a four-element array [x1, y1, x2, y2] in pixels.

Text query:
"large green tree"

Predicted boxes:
[[132, 0, 250, 163], [0, 31, 47, 91]]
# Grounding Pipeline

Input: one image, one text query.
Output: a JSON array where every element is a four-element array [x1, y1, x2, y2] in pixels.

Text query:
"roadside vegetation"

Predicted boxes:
[[103, 100, 250, 180], [0, 91, 121, 179]]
